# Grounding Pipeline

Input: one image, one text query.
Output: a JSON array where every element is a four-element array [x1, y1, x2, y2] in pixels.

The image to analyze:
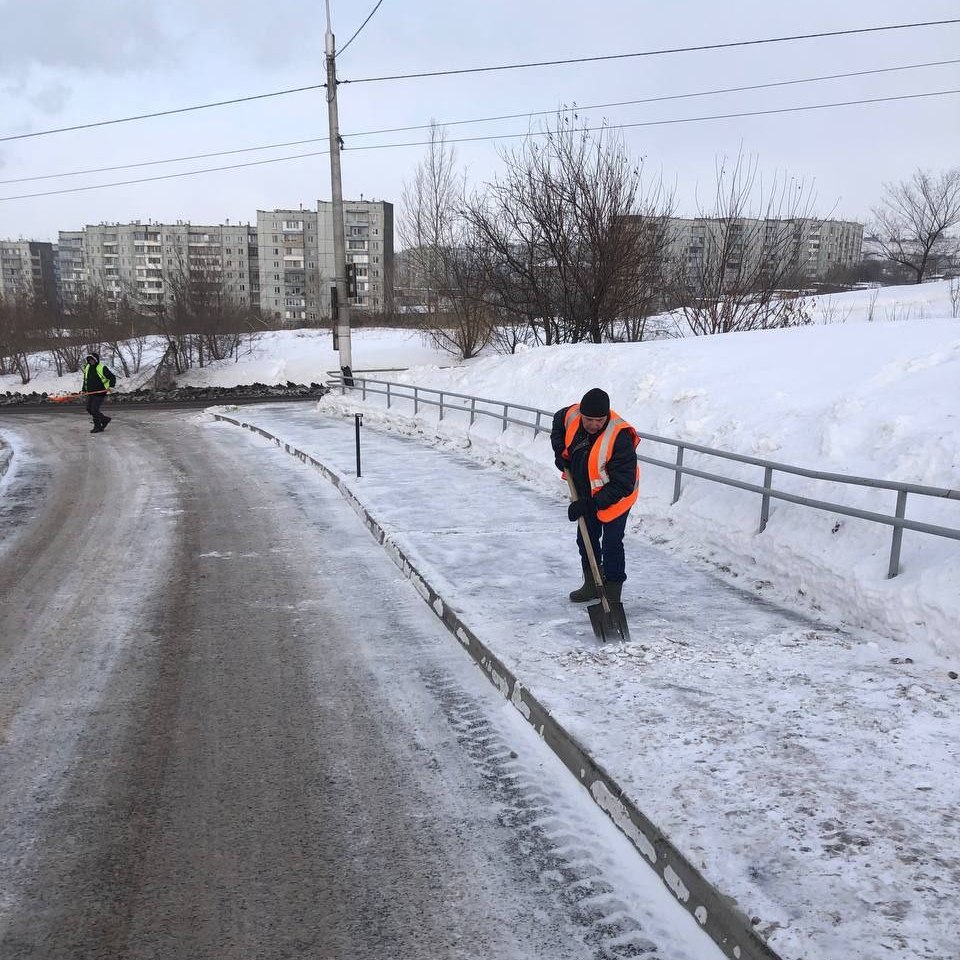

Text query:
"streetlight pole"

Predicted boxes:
[[324, 0, 352, 377]]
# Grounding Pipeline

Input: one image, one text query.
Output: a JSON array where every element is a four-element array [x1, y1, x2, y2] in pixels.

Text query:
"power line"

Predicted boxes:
[[338, 0, 387, 56], [3, 20, 957, 145], [343, 58, 960, 138], [1, 87, 957, 202], [341, 19, 960, 84], [0, 150, 331, 201], [0, 136, 329, 185], [0, 83, 325, 144], [4, 59, 955, 186]]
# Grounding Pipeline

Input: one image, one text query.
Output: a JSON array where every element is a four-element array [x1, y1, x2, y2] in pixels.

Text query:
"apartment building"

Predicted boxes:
[[666, 217, 863, 282], [63, 221, 260, 313], [317, 199, 394, 315], [0, 239, 57, 305], [257, 200, 395, 323], [40, 201, 394, 325], [256, 209, 320, 324]]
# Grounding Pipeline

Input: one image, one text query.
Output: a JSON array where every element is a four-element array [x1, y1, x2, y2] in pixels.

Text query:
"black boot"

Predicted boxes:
[[604, 581, 623, 602], [90, 422, 103, 433], [100, 416, 112, 431], [569, 564, 600, 603]]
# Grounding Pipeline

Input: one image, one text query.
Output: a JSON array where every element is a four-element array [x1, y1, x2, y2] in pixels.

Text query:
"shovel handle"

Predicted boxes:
[[563, 470, 612, 615]]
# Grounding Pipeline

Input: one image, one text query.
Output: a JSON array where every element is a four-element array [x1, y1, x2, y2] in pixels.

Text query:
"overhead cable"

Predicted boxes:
[[338, 0, 387, 55], [3, 59, 955, 186], [2, 19, 957, 143], [342, 58, 960, 137], [0, 84, 325, 144], [341, 19, 960, 84], [1, 87, 957, 202]]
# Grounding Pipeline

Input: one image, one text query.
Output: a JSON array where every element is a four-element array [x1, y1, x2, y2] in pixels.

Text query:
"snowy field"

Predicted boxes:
[[3, 281, 958, 660]]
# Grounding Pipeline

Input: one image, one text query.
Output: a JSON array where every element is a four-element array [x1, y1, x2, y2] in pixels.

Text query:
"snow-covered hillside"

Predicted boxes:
[[4, 280, 958, 659]]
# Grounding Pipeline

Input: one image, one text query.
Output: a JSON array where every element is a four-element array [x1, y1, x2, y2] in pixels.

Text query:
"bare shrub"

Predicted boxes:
[[668, 151, 819, 336], [463, 112, 673, 346]]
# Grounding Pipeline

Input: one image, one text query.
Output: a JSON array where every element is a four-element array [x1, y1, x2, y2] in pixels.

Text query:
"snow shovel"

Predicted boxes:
[[49, 389, 109, 404], [564, 470, 630, 643]]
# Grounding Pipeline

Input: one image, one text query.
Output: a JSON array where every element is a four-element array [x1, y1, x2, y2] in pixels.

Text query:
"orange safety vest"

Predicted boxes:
[[562, 404, 640, 522]]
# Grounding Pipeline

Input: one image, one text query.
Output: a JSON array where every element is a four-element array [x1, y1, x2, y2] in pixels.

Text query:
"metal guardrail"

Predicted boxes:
[[328, 373, 960, 578]]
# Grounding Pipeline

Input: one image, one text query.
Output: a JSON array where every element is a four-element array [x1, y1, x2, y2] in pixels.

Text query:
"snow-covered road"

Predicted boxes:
[[0, 409, 722, 960]]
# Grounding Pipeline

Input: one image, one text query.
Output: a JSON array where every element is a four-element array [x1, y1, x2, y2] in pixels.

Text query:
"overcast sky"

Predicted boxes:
[[0, 0, 957, 243]]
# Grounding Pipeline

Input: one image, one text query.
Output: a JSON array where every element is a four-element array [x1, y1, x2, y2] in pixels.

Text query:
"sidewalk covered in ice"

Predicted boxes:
[[213, 401, 958, 960]]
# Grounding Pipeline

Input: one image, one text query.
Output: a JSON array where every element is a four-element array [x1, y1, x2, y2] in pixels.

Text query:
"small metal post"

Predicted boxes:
[[888, 489, 908, 578], [759, 465, 774, 532], [672, 446, 685, 504], [361, 377, 367, 400], [386, 382, 391, 409], [413, 386, 419, 415], [469, 397, 476, 426], [502, 403, 509, 432], [439, 392, 445, 420], [355, 413, 363, 477], [533, 410, 542, 438]]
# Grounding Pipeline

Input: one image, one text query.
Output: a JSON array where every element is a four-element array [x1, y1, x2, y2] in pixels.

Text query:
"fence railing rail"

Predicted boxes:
[[328, 373, 959, 578]]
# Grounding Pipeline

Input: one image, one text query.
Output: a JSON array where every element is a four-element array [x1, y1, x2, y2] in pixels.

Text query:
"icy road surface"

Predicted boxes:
[[0, 409, 722, 960]]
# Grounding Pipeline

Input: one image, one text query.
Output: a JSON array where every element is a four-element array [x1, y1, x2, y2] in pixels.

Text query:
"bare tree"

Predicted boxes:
[[0, 287, 49, 384], [950, 277, 960, 319], [669, 152, 818, 335], [399, 124, 491, 360], [872, 168, 960, 284], [158, 250, 260, 372], [463, 113, 672, 347]]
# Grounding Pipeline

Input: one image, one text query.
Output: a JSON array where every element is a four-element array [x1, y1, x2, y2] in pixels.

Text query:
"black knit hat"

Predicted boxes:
[[86, 352, 99, 363], [580, 388, 610, 418]]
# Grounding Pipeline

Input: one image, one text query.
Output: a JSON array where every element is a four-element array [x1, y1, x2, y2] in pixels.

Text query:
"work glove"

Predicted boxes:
[[567, 498, 596, 522], [555, 455, 568, 473]]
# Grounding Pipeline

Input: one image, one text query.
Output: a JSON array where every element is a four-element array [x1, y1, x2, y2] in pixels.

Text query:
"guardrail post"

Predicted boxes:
[[672, 446, 685, 504], [439, 392, 445, 421], [340, 375, 346, 397], [469, 398, 476, 426], [361, 378, 367, 401], [533, 410, 542, 438], [759, 465, 774, 532], [386, 382, 392, 409], [413, 386, 419, 415], [502, 403, 509, 433], [888, 489, 908, 578]]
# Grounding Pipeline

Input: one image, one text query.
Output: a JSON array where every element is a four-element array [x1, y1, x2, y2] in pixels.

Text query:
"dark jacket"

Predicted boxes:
[[551, 405, 637, 511], [82, 362, 116, 394]]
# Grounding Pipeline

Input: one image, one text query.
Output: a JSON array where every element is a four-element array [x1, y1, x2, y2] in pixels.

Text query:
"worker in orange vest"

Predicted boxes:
[[551, 388, 640, 603]]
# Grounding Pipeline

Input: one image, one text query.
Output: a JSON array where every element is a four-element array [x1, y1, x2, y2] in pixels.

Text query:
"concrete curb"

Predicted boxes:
[[214, 412, 783, 960]]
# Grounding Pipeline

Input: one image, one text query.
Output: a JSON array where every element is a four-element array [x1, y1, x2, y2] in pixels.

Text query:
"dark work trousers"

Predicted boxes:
[[86, 392, 107, 426], [576, 510, 630, 583]]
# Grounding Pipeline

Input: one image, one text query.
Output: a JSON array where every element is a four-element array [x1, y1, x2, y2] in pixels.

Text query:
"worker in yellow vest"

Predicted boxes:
[[551, 388, 640, 603], [81, 352, 117, 433]]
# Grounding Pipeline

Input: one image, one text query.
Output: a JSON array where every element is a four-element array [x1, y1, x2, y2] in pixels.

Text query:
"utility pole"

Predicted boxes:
[[325, 0, 352, 377]]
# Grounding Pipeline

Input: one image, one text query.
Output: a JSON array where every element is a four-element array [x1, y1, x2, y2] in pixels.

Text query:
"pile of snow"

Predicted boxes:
[[3, 281, 957, 658]]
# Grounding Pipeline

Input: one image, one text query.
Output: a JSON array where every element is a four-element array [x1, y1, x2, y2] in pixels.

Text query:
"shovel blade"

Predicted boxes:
[[587, 599, 630, 643]]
